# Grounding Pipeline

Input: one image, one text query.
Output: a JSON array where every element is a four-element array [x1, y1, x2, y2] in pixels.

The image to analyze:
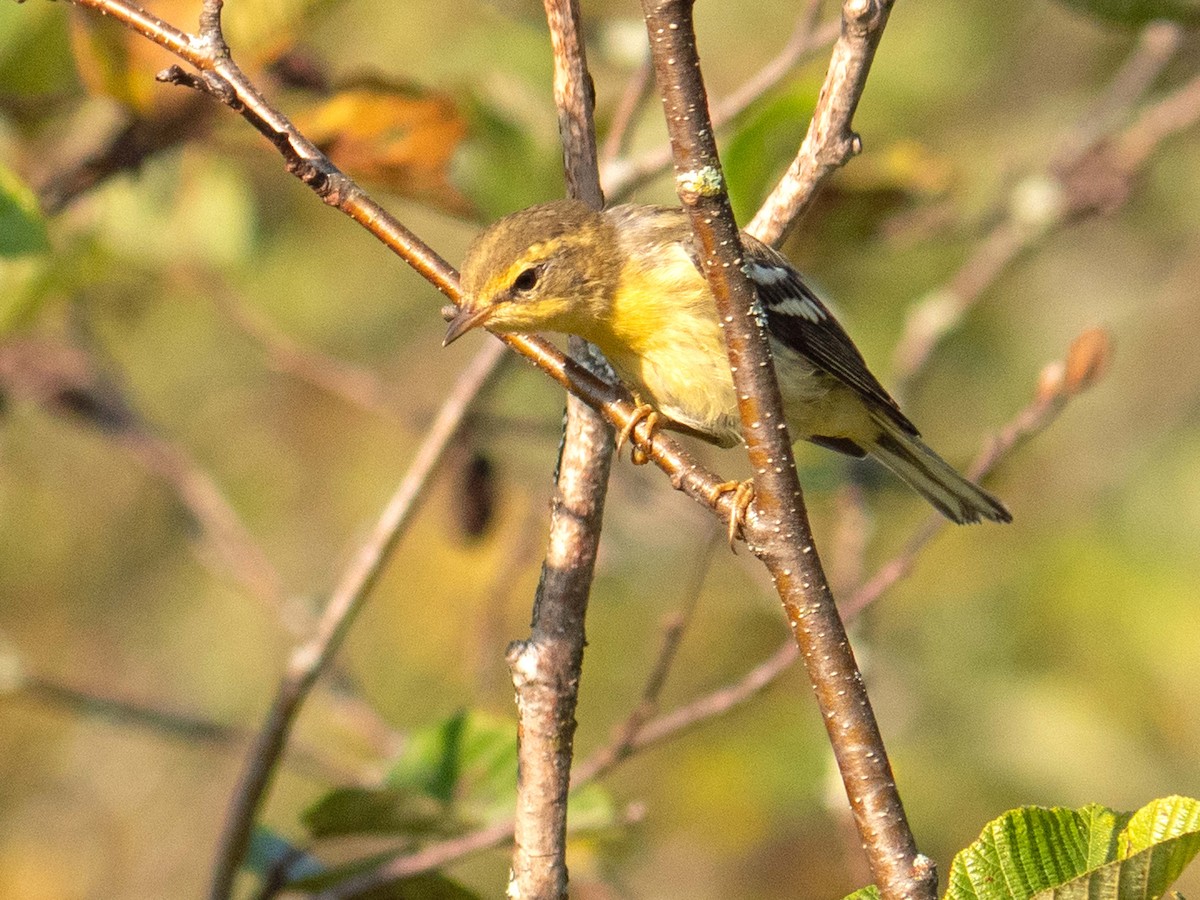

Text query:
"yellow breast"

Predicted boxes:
[[575, 243, 741, 445]]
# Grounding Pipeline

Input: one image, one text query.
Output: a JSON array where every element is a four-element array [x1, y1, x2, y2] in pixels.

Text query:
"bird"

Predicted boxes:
[[444, 199, 1010, 527]]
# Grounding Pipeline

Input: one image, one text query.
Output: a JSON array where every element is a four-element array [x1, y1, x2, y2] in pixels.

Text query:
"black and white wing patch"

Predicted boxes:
[[739, 235, 918, 437]]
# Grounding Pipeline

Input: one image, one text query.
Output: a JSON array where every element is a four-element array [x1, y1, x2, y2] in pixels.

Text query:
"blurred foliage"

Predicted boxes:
[[0, 165, 49, 259], [1, 0, 1199, 898], [1054, 0, 1200, 26]]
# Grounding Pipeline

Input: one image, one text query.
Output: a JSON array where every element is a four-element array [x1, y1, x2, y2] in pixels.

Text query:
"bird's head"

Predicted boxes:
[[444, 200, 621, 346]]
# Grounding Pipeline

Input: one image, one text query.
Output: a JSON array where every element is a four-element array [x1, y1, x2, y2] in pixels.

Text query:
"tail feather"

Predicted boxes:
[[867, 415, 1011, 525]]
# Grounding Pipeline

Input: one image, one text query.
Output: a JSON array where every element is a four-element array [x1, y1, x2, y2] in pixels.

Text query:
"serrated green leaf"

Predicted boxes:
[[1120, 796, 1200, 855], [0, 165, 49, 257], [947, 797, 1200, 900], [841, 885, 881, 900]]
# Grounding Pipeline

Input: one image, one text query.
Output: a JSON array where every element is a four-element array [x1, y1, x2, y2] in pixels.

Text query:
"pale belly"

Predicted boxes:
[[601, 335, 852, 449]]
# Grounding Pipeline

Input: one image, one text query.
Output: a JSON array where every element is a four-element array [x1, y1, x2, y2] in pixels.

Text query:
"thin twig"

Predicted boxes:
[[1052, 21, 1184, 173], [571, 526, 719, 786], [119, 429, 290, 613], [891, 21, 1188, 386], [845, 328, 1113, 619], [599, 59, 653, 168], [208, 340, 506, 900], [712, 0, 829, 127], [314, 820, 517, 900], [747, 0, 897, 246], [602, 10, 839, 201], [16, 674, 365, 785], [0, 336, 290, 624]]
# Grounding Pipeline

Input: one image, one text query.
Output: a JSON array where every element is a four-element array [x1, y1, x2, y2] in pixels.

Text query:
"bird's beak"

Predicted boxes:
[[443, 304, 494, 347]]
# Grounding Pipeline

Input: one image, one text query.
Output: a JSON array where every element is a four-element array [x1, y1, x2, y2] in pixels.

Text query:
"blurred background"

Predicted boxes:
[[1, 0, 1198, 896]]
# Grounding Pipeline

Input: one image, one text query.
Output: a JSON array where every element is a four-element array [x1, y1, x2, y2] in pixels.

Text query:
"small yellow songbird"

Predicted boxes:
[[444, 200, 1010, 525]]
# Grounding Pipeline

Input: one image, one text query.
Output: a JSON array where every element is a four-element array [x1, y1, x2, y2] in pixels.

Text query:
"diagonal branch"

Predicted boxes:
[[747, 0, 897, 246], [208, 339, 506, 900], [891, 21, 1188, 386], [56, 0, 752, 552], [638, 2, 934, 899]]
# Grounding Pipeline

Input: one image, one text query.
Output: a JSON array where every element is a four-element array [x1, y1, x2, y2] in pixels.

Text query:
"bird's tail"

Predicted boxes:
[[867, 413, 1011, 525]]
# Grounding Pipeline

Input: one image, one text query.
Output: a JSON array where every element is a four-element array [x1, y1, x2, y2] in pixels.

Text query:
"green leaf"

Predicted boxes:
[[0, 165, 49, 257], [388, 709, 518, 818], [722, 86, 817, 224], [301, 785, 450, 840], [1032, 797, 1200, 900], [304, 710, 520, 840], [841, 887, 881, 900], [1053, 0, 1200, 25], [946, 797, 1200, 900]]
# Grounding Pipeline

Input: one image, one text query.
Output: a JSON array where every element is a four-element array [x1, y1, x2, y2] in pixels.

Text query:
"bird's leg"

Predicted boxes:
[[707, 479, 756, 549], [615, 397, 660, 465]]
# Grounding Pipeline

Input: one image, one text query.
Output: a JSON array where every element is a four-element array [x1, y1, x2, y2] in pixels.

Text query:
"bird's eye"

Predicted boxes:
[[511, 266, 541, 294]]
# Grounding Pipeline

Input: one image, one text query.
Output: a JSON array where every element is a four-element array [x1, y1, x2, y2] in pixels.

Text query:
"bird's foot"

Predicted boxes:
[[708, 479, 755, 550], [616, 400, 660, 465]]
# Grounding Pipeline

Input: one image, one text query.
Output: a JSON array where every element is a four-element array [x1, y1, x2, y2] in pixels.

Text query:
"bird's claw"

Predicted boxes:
[[709, 479, 755, 550], [616, 402, 660, 465]]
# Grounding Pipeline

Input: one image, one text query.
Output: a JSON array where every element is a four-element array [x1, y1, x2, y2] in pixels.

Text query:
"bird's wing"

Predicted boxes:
[[736, 234, 918, 437]]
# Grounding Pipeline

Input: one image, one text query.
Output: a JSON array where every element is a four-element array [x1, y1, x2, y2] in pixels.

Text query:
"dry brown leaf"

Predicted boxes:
[[293, 81, 471, 215]]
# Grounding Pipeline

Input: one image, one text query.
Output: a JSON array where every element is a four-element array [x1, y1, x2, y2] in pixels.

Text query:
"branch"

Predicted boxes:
[[211, 284, 398, 419], [13, 672, 365, 785], [747, 0, 897, 246], [506, 2, 612, 897], [63, 0, 751, 530], [623, 326, 1115, 758], [570, 529, 716, 785], [599, 58, 653, 169], [843, 327, 1112, 619], [638, 2, 933, 899], [602, 6, 839, 201], [891, 21, 1188, 386]]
